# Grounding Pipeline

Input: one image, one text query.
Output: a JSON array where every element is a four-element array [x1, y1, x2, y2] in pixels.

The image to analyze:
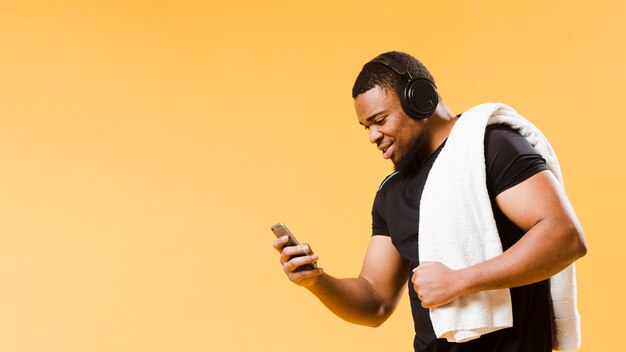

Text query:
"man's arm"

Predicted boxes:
[[412, 170, 587, 308], [273, 234, 408, 327]]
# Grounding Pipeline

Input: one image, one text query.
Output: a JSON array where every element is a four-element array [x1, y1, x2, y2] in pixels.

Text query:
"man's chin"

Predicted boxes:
[[393, 154, 414, 172], [393, 143, 425, 171]]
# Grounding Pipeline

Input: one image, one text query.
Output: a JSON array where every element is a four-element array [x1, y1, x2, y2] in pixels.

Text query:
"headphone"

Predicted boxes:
[[367, 55, 439, 120]]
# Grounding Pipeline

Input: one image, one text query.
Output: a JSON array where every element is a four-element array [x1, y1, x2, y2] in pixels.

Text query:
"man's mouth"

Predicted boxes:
[[379, 143, 394, 159]]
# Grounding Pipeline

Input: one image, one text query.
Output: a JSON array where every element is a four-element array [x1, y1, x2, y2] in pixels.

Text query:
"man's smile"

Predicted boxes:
[[378, 142, 394, 159]]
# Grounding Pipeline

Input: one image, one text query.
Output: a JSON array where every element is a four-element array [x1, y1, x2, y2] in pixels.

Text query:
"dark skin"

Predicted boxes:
[[272, 85, 587, 326]]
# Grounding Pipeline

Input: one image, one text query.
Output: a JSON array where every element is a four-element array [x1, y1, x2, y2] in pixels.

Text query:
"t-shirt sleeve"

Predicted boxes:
[[485, 125, 550, 197], [371, 190, 390, 236]]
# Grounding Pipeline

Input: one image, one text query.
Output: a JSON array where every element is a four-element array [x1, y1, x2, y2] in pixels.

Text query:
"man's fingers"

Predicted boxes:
[[272, 236, 321, 286], [280, 244, 313, 263], [283, 253, 319, 273], [272, 235, 289, 252]]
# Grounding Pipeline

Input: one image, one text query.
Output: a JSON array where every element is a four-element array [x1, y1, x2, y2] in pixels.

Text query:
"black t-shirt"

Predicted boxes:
[[372, 125, 552, 352]]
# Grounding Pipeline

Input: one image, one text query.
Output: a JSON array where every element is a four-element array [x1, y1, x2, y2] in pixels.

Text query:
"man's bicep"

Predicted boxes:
[[359, 235, 408, 302], [495, 170, 581, 233]]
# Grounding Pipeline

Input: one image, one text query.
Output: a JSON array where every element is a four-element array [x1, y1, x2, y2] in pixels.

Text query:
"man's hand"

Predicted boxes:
[[411, 261, 465, 308], [272, 235, 323, 287]]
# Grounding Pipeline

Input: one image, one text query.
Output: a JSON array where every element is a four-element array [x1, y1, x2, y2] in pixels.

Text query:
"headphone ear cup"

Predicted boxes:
[[401, 78, 439, 120]]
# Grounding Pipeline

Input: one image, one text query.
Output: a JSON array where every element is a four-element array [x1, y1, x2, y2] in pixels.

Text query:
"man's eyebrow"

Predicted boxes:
[[360, 111, 386, 126]]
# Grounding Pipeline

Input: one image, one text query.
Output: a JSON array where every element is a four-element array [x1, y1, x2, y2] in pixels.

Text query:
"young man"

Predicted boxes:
[[272, 51, 587, 351]]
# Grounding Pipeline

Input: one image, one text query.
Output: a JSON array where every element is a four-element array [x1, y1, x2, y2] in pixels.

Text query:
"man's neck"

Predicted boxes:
[[425, 104, 458, 154]]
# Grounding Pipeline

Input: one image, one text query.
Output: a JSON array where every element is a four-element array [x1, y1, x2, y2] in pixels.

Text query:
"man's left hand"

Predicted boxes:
[[411, 261, 465, 308]]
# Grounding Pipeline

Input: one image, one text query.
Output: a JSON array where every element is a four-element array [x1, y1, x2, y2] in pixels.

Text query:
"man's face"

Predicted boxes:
[[354, 86, 428, 168]]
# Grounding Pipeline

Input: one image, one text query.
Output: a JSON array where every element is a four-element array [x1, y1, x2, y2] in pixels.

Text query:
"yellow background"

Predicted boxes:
[[1, 0, 624, 351]]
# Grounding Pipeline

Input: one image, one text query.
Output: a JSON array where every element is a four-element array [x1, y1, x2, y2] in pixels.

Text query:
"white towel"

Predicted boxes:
[[418, 103, 580, 351]]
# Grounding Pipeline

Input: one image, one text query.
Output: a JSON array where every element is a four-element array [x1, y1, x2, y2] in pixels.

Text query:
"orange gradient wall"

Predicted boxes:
[[0, 1, 624, 351]]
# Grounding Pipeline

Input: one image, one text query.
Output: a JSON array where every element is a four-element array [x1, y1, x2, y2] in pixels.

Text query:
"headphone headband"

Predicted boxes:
[[370, 56, 414, 80]]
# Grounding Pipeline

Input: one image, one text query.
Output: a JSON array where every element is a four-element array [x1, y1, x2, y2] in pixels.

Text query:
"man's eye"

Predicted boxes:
[[363, 116, 386, 130]]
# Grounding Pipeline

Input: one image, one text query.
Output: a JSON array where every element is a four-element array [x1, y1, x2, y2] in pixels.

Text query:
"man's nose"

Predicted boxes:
[[369, 126, 383, 144]]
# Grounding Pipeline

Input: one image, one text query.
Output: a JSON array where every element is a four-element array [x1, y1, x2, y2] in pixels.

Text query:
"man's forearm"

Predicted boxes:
[[305, 273, 396, 327], [458, 217, 586, 295]]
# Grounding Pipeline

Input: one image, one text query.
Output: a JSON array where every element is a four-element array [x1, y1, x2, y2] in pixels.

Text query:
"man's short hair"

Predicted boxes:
[[351, 51, 435, 99]]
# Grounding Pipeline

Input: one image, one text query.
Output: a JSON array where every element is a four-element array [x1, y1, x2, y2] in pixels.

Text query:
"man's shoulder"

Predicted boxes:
[[484, 124, 537, 154]]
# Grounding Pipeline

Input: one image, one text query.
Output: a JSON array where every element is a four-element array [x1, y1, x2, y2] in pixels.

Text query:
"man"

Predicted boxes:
[[272, 51, 587, 351]]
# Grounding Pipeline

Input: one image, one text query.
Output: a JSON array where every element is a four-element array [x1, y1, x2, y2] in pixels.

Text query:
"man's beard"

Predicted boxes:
[[393, 134, 428, 172]]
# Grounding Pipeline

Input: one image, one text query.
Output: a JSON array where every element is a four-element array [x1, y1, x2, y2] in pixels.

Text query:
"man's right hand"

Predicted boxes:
[[272, 235, 324, 287]]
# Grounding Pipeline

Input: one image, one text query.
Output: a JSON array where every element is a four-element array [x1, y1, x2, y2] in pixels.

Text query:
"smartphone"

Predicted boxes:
[[271, 222, 317, 272]]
